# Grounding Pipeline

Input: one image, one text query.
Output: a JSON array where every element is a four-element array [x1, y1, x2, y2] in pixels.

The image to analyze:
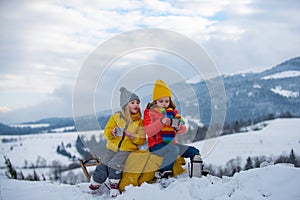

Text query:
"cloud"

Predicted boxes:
[[0, 0, 299, 123], [0, 84, 73, 123], [0, 106, 11, 113], [201, 0, 300, 73]]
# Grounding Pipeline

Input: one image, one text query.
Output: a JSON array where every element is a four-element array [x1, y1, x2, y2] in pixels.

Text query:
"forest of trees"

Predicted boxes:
[[180, 111, 296, 144], [205, 149, 299, 177], [4, 148, 298, 185]]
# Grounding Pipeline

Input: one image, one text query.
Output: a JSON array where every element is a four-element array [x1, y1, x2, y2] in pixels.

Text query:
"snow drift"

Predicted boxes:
[[1, 164, 300, 200]]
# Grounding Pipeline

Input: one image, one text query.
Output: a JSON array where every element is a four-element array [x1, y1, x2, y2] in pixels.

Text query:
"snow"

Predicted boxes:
[[184, 115, 204, 127], [186, 74, 202, 84], [1, 118, 299, 168], [253, 84, 261, 89], [1, 118, 300, 199], [9, 123, 50, 128], [270, 86, 299, 98], [51, 126, 75, 133], [193, 118, 300, 166], [0, 131, 100, 167], [261, 70, 300, 80], [1, 164, 300, 200]]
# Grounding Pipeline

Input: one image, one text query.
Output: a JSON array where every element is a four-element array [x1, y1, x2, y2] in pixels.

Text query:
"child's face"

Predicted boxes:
[[128, 99, 140, 114], [156, 97, 170, 109]]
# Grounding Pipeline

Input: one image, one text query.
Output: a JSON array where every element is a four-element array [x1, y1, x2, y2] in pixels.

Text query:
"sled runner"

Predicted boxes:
[[79, 154, 101, 181]]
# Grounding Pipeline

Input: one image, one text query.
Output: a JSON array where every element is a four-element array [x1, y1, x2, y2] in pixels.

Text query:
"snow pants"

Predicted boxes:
[[149, 143, 199, 172], [92, 149, 131, 184]]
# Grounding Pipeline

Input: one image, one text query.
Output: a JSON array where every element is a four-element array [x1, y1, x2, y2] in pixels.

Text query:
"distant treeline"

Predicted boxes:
[[206, 149, 299, 177], [0, 115, 110, 135], [180, 111, 297, 143]]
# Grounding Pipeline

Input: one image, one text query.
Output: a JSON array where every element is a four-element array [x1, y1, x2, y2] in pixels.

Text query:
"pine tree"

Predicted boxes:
[[33, 169, 40, 181], [289, 149, 297, 166], [244, 157, 253, 170], [4, 156, 17, 179]]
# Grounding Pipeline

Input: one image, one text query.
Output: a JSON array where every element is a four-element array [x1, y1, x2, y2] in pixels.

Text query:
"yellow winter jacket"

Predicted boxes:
[[104, 111, 146, 152], [119, 150, 186, 191]]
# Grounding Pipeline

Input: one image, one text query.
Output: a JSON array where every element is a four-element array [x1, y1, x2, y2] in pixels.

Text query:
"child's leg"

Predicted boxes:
[[150, 143, 179, 171], [91, 149, 116, 185], [106, 151, 131, 197], [177, 144, 200, 158], [107, 151, 131, 180]]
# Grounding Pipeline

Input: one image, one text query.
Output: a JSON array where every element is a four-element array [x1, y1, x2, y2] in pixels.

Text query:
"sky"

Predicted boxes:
[[0, 0, 300, 123]]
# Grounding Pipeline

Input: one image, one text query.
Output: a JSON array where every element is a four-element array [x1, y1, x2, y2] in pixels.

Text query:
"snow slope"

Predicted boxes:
[[0, 131, 100, 167], [193, 118, 300, 166], [1, 164, 300, 200], [1, 118, 299, 169]]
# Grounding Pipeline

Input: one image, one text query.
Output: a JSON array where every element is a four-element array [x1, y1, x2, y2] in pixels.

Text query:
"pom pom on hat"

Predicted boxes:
[[152, 80, 172, 101], [120, 87, 140, 108]]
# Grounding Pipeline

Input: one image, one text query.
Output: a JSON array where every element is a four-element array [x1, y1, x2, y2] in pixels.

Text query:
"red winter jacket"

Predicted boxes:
[[144, 107, 187, 149]]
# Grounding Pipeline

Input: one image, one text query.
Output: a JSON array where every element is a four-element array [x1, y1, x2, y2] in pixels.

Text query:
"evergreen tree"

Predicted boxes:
[[33, 169, 40, 181], [289, 149, 297, 166], [244, 157, 253, 170], [4, 156, 17, 179]]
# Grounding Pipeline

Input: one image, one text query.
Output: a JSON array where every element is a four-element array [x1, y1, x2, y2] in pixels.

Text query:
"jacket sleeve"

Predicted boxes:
[[132, 120, 146, 146], [104, 115, 117, 140], [144, 109, 164, 137]]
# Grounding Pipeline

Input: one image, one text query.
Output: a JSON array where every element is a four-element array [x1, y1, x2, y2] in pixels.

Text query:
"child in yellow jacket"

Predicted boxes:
[[89, 87, 145, 197]]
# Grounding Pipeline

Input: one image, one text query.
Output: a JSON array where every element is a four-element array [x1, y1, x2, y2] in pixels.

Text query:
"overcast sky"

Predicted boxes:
[[0, 0, 299, 123]]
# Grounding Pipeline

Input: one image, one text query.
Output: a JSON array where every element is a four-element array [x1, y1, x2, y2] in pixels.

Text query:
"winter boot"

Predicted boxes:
[[89, 176, 101, 190], [156, 170, 172, 179], [155, 170, 173, 188], [109, 179, 120, 197]]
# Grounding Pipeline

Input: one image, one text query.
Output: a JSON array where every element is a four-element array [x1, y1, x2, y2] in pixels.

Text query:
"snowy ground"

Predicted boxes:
[[1, 118, 300, 199], [193, 118, 300, 166], [1, 118, 299, 169], [1, 164, 300, 200]]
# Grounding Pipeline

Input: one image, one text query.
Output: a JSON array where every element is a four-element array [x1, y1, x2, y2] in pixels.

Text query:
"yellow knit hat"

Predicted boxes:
[[152, 80, 172, 101]]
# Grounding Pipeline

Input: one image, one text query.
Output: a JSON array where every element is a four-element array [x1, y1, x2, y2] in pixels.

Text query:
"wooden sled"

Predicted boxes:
[[80, 153, 209, 185], [79, 154, 101, 181]]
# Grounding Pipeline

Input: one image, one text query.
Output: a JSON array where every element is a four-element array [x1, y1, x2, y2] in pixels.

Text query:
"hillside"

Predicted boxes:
[[0, 57, 299, 135], [193, 118, 300, 166], [1, 164, 299, 200], [182, 57, 300, 124], [1, 118, 299, 175], [1, 118, 300, 199]]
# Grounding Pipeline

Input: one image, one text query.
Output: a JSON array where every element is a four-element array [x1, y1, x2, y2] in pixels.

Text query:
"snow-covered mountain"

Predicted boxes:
[[1, 57, 299, 135], [182, 57, 300, 124]]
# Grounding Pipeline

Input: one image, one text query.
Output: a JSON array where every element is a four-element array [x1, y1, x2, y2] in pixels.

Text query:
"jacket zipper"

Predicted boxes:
[[117, 112, 130, 151]]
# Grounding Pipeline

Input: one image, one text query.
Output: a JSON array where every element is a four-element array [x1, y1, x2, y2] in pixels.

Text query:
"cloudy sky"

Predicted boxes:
[[0, 0, 299, 123]]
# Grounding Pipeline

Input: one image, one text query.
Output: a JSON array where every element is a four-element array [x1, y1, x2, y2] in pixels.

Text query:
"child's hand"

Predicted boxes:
[[112, 127, 117, 136], [161, 118, 171, 126]]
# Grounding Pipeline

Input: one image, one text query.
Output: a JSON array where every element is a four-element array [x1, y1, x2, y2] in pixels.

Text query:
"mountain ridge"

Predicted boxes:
[[1, 56, 299, 134]]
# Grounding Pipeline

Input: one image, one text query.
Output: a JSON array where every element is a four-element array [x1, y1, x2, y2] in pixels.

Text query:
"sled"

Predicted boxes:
[[79, 154, 101, 181], [80, 153, 209, 183]]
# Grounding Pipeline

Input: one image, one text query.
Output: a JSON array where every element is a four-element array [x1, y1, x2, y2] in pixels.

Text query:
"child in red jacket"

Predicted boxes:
[[144, 80, 200, 179]]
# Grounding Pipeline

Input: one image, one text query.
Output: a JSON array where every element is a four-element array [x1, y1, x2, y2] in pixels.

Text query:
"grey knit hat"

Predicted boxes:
[[120, 87, 140, 108]]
